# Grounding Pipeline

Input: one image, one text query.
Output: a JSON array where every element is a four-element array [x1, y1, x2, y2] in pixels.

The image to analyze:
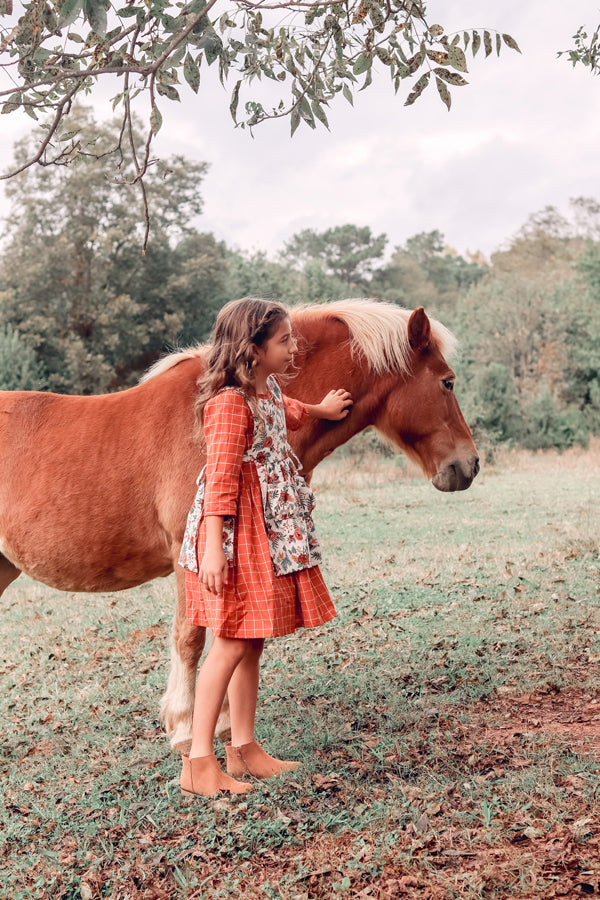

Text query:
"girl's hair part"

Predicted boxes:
[[195, 297, 289, 431]]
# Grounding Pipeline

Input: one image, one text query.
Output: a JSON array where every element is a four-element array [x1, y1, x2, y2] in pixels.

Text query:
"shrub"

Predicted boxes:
[[0, 325, 46, 391], [523, 385, 589, 450]]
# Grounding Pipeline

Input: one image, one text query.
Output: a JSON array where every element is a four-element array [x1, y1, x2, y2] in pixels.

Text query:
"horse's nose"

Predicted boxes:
[[431, 454, 479, 492]]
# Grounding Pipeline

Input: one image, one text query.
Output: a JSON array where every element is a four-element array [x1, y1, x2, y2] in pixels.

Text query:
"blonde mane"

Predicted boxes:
[[292, 299, 457, 375], [139, 345, 208, 383], [140, 300, 457, 383]]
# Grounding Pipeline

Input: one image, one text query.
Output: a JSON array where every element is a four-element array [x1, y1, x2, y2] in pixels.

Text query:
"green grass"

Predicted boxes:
[[2, 445, 600, 898]]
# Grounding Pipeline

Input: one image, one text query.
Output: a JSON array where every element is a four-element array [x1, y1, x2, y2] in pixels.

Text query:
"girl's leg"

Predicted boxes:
[[190, 636, 248, 757], [227, 638, 264, 746], [226, 638, 301, 779], [181, 636, 254, 796]]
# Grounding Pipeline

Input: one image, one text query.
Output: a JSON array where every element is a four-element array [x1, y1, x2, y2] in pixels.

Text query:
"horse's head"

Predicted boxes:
[[375, 307, 479, 491]]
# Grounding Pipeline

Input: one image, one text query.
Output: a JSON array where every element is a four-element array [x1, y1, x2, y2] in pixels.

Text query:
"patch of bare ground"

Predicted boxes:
[[471, 683, 600, 760], [103, 815, 600, 900]]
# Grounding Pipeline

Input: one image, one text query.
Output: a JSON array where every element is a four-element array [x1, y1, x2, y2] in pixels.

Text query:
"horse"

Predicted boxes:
[[0, 300, 479, 749]]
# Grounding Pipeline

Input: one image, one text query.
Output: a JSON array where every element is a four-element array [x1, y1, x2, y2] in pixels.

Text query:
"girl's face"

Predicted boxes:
[[253, 317, 297, 378]]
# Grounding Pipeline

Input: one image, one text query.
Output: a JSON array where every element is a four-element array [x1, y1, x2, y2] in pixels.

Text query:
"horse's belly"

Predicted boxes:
[[0, 527, 173, 591], [0, 510, 175, 592]]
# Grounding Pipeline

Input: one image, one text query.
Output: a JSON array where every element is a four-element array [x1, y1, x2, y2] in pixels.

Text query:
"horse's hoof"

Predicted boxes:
[[173, 737, 192, 755]]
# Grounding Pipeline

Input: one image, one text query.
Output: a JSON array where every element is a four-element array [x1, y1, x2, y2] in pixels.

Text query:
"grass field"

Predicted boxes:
[[2, 442, 600, 899]]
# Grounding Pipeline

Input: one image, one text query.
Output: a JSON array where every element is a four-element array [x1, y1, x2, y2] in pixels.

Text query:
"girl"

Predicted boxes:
[[178, 297, 352, 797]]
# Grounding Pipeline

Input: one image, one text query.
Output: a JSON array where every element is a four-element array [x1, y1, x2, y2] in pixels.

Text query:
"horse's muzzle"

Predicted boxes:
[[431, 455, 480, 492]]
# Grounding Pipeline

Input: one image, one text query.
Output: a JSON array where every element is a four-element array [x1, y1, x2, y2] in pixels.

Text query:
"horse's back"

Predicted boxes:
[[0, 366, 204, 592]]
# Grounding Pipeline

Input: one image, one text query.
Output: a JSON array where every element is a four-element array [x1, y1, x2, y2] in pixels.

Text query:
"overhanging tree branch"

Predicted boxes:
[[0, 0, 520, 239]]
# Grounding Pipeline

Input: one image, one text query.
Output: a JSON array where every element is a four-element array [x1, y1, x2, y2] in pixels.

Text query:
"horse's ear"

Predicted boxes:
[[408, 307, 431, 351]]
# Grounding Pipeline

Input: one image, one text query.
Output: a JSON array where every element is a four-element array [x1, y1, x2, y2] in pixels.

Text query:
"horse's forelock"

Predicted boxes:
[[139, 346, 209, 383], [291, 299, 457, 376]]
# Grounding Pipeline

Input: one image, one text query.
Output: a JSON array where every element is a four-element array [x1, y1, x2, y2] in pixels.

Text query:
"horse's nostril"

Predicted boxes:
[[473, 457, 480, 476]]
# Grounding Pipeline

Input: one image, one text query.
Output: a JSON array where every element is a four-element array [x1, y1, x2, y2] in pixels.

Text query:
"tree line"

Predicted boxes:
[[1, 110, 599, 453]]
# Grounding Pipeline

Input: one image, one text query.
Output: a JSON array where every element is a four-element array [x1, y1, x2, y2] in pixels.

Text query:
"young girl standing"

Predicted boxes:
[[178, 297, 352, 797]]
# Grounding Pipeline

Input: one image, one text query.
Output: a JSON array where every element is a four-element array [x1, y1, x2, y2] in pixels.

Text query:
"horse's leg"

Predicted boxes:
[[0, 554, 21, 596], [160, 565, 207, 753]]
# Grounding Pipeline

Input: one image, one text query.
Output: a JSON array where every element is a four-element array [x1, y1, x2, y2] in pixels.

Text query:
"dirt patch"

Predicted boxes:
[[471, 687, 600, 759]]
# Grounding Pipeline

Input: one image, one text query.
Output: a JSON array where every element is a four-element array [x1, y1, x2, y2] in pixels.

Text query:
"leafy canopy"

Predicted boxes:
[[0, 0, 520, 243], [283, 223, 387, 286], [0, 107, 232, 392]]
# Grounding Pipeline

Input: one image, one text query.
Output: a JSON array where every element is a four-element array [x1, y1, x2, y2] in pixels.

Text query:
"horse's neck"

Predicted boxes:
[[286, 343, 394, 474]]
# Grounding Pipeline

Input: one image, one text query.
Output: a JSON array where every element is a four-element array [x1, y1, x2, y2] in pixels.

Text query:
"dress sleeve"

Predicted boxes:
[[203, 391, 252, 516], [282, 393, 308, 431]]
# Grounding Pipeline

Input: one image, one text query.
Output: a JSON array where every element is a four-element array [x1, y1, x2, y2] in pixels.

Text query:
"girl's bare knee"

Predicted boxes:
[[245, 638, 265, 661], [212, 637, 248, 666]]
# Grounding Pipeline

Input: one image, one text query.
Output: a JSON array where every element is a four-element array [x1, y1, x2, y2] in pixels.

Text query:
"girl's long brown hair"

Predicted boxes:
[[194, 297, 289, 432]]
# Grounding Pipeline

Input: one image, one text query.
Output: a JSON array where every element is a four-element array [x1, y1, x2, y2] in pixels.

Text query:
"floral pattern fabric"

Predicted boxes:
[[179, 376, 321, 576]]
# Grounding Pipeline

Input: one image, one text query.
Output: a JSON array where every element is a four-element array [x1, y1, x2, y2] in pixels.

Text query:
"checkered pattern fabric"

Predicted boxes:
[[186, 389, 335, 638]]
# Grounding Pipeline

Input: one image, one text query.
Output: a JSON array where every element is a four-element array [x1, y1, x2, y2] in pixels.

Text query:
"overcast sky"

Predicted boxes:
[[1, 0, 599, 260]]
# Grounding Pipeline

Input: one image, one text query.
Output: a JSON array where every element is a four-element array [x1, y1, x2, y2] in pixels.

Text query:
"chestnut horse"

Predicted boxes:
[[0, 300, 479, 749]]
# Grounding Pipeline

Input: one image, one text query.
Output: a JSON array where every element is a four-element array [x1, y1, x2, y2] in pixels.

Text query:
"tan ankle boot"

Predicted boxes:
[[225, 740, 301, 778], [180, 752, 253, 796]]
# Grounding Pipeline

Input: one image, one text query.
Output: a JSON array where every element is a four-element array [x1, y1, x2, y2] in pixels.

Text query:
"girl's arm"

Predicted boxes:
[[199, 515, 228, 595], [282, 389, 353, 430], [200, 391, 251, 594], [305, 389, 353, 421]]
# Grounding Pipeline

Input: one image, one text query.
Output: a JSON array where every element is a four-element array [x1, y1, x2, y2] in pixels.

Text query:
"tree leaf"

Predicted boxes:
[[472, 30, 481, 56], [311, 100, 329, 129], [83, 0, 107, 37], [359, 67, 373, 91], [503, 34, 521, 53], [433, 67, 468, 86], [1, 92, 22, 114], [483, 30, 492, 57], [428, 24, 444, 38], [298, 95, 315, 128], [496, 33, 502, 56], [58, 0, 83, 29], [351, 0, 369, 24], [57, 129, 80, 141], [183, 53, 200, 93], [150, 103, 162, 134], [404, 71, 430, 107], [447, 45, 467, 72], [229, 79, 241, 122], [199, 32, 223, 65], [290, 106, 301, 136], [435, 76, 451, 110], [156, 83, 181, 101], [427, 49, 448, 64], [405, 47, 426, 75], [353, 53, 372, 76], [342, 83, 354, 106]]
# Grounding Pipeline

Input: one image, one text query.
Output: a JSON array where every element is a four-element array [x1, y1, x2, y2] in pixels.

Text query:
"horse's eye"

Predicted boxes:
[[443, 379, 454, 391]]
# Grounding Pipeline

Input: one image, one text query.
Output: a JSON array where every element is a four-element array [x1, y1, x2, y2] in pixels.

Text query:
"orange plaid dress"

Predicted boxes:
[[184, 386, 336, 638]]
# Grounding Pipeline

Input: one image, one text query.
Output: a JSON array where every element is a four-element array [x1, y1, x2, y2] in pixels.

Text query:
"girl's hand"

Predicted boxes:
[[199, 547, 229, 595], [315, 389, 353, 420]]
